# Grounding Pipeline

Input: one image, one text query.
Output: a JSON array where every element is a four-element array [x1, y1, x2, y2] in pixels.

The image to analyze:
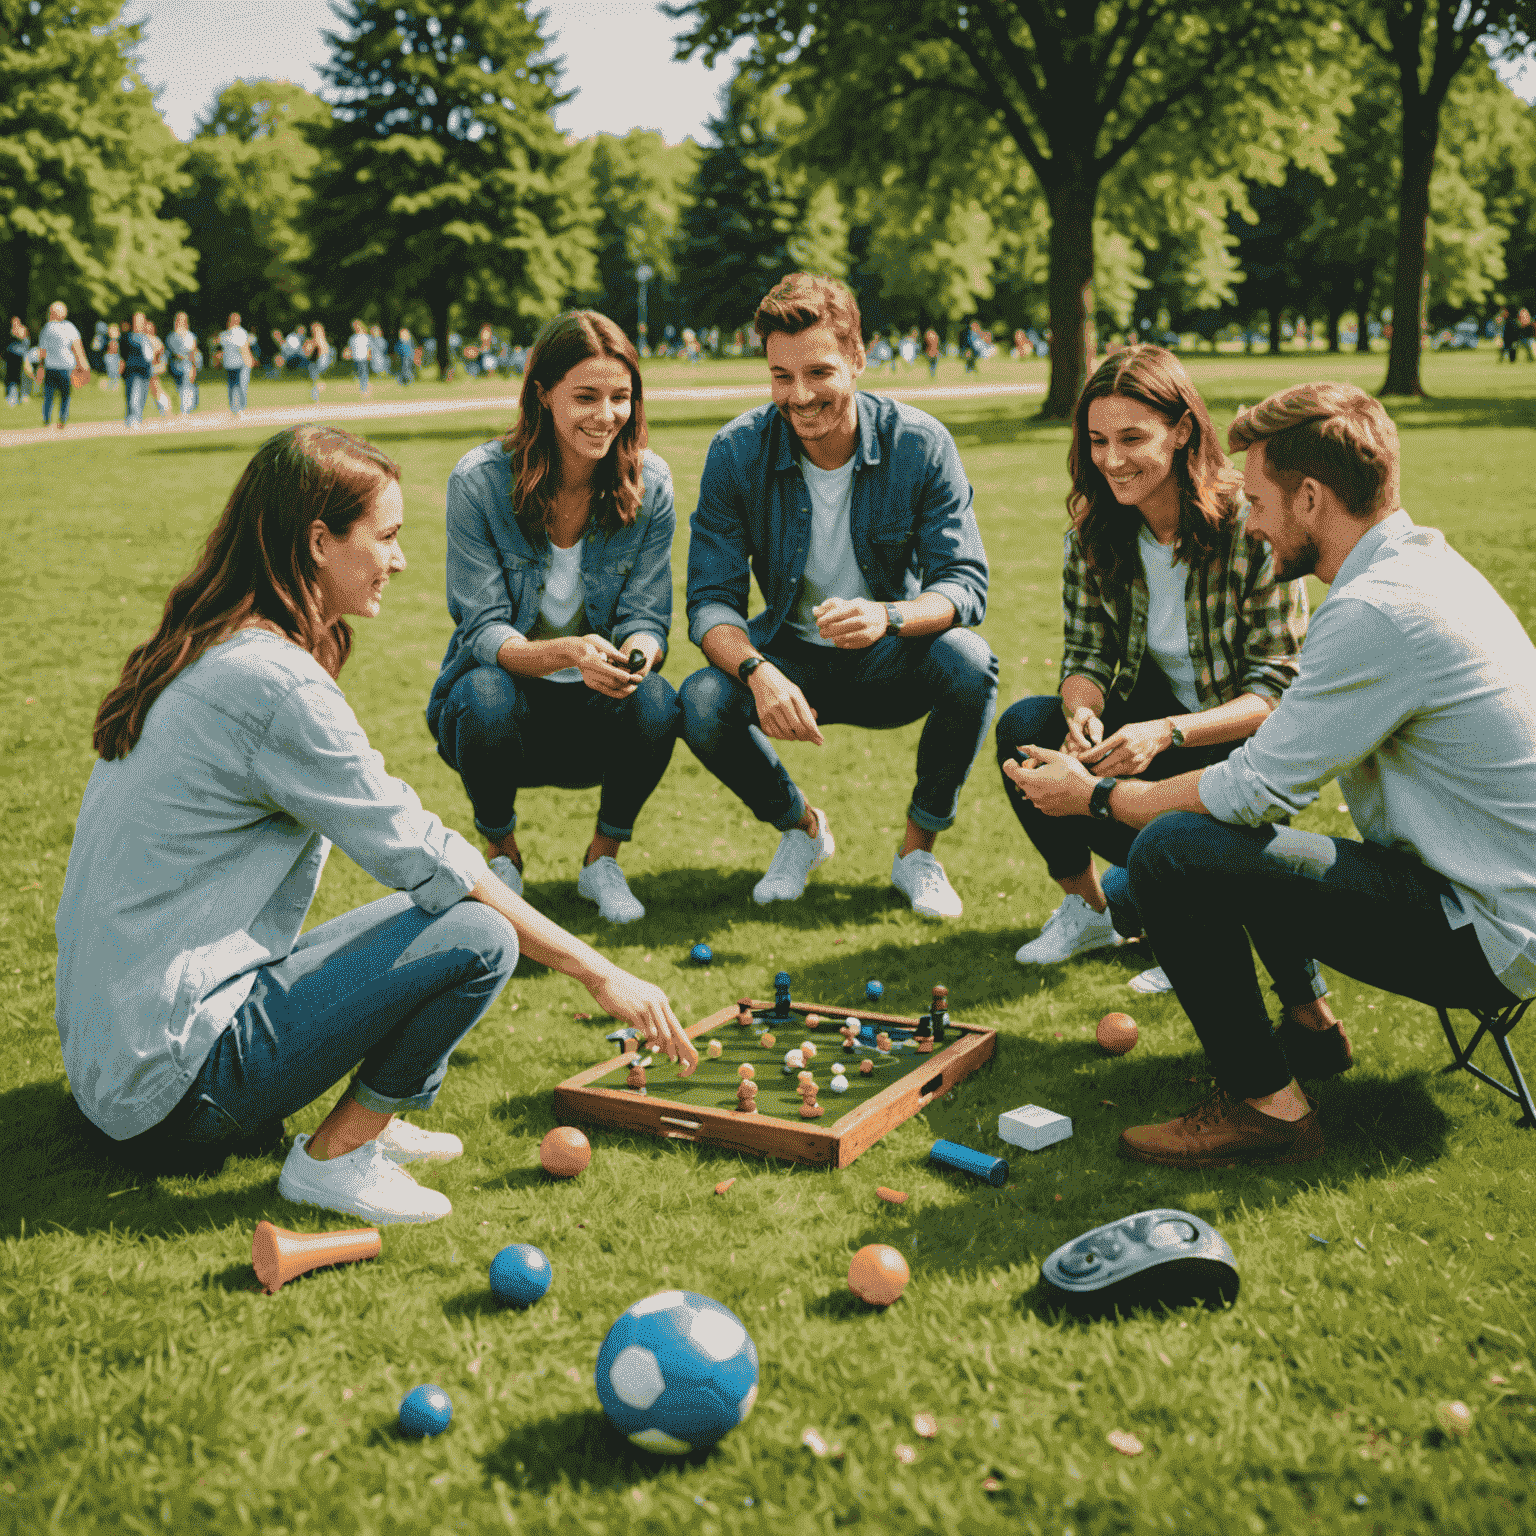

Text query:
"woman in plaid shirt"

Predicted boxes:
[[995, 347, 1333, 1017]]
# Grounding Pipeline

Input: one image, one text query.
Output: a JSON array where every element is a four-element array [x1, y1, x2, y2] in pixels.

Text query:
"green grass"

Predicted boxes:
[[2, 352, 1534, 1535]]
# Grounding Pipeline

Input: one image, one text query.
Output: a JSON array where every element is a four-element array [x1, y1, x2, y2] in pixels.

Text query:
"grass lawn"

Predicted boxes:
[[2, 350, 1534, 1535]]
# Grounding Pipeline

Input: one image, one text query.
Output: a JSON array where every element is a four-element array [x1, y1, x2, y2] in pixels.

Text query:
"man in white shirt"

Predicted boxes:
[[37, 300, 89, 429], [1008, 382, 1536, 1166]]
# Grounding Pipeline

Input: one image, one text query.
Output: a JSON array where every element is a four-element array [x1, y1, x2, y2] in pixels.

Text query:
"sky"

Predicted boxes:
[[125, 0, 1532, 145], [121, 0, 751, 144]]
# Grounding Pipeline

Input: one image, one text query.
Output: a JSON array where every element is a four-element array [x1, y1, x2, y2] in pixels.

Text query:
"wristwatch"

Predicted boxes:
[[1167, 718, 1186, 749], [1089, 776, 1119, 821], [883, 603, 904, 637], [738, 654, 765, 685]]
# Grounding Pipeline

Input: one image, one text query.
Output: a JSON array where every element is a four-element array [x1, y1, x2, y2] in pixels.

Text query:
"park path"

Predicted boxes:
[[0, 379, 1044, 451]]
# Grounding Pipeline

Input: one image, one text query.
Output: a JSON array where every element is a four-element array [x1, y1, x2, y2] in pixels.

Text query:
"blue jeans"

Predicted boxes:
[[142, 893, 516, 1148], [167, 361, 195, 413], [679, 628, 998, 833], [354, 360, 370, 391], [226, 366, 249, 412], [1128, 815, 1516, 1098], [42, 368, 73, 424], [124, 372, 149, 425], [433, 668, 682, 842]]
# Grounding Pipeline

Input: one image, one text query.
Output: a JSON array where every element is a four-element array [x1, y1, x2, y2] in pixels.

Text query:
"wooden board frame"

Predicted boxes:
[[553, 998, 997, 1169]]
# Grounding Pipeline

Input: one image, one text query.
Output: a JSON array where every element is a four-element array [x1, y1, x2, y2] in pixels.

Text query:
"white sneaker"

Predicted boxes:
[[752, 809, 834, 904], [577, 855, 645, 923], [1128, 965, 1174, 995], [489, 854, 523, 897], [1014, 896, 1124, 965], [891, 849, 963, 918], [376, 1117, 464, 1164], [278, 1133, 452, 1224]]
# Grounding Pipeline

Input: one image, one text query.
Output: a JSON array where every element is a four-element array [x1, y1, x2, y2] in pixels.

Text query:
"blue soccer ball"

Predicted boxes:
[[865, 979, 884, 1002], [490, 1243, 552, 1308], [594, 1289, 759, 1454], [690, 942, 713, 966], [399, 1384, 452, 1438]]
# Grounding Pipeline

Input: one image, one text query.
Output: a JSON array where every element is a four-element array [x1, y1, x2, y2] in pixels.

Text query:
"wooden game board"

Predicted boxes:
[[553, 998, 997, 1168]]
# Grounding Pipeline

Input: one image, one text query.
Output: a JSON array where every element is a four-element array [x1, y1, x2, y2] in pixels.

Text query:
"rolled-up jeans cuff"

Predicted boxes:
[[907, 800, 954, 834], [596, 816, 633, 842], [1273, 962, 1329, 1008], [473, 810, 517, 840], [351, 1077, 438, 1115], [770, 783, 808, 833]]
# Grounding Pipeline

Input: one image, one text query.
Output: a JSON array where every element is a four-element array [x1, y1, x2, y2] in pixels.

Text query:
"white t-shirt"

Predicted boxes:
[[526, 540, 588, 682], [348, 331, 371, 362], [789, 456, 874, 646], [40, 320, 82, 371], [1138, 524, 1200, 711], [218, 327, 249, 369]]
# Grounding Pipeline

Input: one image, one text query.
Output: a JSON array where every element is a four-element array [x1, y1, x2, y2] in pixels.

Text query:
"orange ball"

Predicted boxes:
[[1097, 1011, 1139, 1055], [848, 1244, 910, 1306], [539, 1126, 591, 1178], [760, 1033, 776, 1050]]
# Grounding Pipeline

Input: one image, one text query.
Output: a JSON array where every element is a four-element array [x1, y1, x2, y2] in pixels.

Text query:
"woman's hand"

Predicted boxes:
[[589, 969, 699, 1073], [1079, 719, 1173, 778], [570, 635, 640, 698], [1001, 745, 1096, 817], [1062, 705, 1104, 759]]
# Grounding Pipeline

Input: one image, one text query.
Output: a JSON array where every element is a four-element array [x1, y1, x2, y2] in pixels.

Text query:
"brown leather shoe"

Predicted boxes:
[[1119, 1087, 1325, 1169], [1278, 1015, 1354, 1081]]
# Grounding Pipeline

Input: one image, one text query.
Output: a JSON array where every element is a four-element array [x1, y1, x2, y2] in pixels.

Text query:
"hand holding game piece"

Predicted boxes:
[[571, 633, 645, 698], [848, 1244, 910, 1306], [539, 1126, 592, 1178], [1096, 1011, 1139, 1055], [587, 967, 698, 1074], [626, 646, 647, 675]]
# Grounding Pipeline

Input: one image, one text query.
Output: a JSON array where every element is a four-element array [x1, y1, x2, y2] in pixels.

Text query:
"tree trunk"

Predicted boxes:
[[1268, 304, 1284, 354], [1325, 301, 1341, 353], [1381, 102, 1439, 396], [1040, 174, 1098, 419], [430, 291, 451, 383], [9, 231, 30, 328], [1355, 266, 1374, 352]]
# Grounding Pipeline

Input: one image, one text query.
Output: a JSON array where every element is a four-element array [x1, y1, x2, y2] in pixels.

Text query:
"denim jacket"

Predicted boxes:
[[427, 442, 675, 735], [686, 393, 988, 649]]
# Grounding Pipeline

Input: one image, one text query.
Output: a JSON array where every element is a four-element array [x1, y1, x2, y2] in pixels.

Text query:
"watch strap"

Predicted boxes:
[[1089, 775, 1119, 821], [1167, 718, 1186, 749], [883, 603, 903, 637], [738, 654, 763, 685]]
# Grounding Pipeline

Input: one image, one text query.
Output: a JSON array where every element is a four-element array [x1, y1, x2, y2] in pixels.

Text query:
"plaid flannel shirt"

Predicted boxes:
[[1059, 498, 1307, 709]]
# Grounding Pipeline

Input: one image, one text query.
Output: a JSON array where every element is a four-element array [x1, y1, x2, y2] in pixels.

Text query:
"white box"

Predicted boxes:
[[998, 1104, 1072, 1151]]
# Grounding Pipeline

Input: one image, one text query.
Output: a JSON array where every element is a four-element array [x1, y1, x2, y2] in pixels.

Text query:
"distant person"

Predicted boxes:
[[267, 329, 287, 380], [38, 300, 89, 430], [304, 321, 330, 402], [121, 311, 159, 429], [394, 327, 415, 385], [218, 312, 255, 419], [103, 323, 122, 391], [1519, 306, 1535, 362], [143, 320, 172, 415], [164, 313, 198, 414], [6, 317, 27, 406], [347, 319, 371, 394], [924, 326, 940, 378], [899, 330, 917, 367], [370, 323, 388, 377], [58, 423, 695, 1217], [428, 311, 681, 926]]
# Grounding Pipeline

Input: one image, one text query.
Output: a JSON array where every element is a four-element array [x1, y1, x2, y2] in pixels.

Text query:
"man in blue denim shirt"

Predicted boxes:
[[681, 274, 997, 917]]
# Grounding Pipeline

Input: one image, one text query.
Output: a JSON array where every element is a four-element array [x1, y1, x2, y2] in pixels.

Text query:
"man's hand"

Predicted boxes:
[[1080, 719, 1173, 778], [1002, 744, 1097, 818], [813, 597, 886, 650], [570, 635, 641, 698], [588, 968, 699, 1073], [1062, 705, 1104, 759], [749, 663, 824, 744]]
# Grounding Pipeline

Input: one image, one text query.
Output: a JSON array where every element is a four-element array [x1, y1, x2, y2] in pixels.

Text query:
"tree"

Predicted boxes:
[[0, 0, 195, 325], [309, 0, 597, 378], [670, 0, 1346, 416], [1350, 1, 1535, 395], [161, 80, 330, 334]]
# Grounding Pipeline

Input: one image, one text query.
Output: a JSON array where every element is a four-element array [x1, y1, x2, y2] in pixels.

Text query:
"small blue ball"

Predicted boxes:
[[865, 979, 884, 1001], [489, 1243, 552, 1308], [399, 1384, 453, 1438], [690, 942, 713, 965]]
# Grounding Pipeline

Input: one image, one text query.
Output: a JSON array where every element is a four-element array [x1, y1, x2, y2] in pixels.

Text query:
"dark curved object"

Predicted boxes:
[[1039, 1208, 1239, 1316]]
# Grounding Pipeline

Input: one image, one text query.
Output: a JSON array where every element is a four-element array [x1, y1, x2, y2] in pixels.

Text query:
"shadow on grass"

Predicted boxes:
[[481, 1407, 718, 1494]]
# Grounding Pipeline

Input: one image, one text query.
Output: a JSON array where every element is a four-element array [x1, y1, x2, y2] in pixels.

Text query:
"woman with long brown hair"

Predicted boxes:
[[995, 346, 1333, 1022], [428, 310, 680, 924], [57, 425, 695, 1221]]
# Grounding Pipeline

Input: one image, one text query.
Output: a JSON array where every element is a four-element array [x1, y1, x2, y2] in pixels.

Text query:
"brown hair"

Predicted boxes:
[[1069, 345, 1241, 590], [502, 311, 646, 538], [1227, 383, 1399, 518], [92, 425, 399, 760], [754, 273, 866, 364]]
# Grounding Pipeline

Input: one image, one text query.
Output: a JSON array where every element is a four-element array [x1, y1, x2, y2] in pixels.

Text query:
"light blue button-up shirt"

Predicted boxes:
[[55, 630, 488, 1140]]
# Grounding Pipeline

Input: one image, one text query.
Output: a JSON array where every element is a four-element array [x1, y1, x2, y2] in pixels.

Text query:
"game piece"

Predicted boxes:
[[627, 1063, 647, 1092], [997, 1104, 1073, 1151], [859, 1059, 874, 1076], [915, 1017, 935, 1054], [1097, 1011, 1139, 1055], [714, 1178, 736, 1195], [737, 1063, 755, 1080], [800, 1041, 817, 1062], [736, 999, 754, 1028], [845, 1017, 861, 1034], [847, 1244, 910, 1306], [399, 1384, 453, 1438], [736, 1081, 758, 1113], [1437, 1401, 1473, 1436], [1039, 1209, 1239, 1316], [799, 1099, 825, 1119], [866, 979, 884, 1002], [707, 1039, 724, 1059], [828, 1073, 849, 1094], [928, 986, 949, 1043], [626, 647, 646, 674], [594, 1290, 759, 1454], [539, 1125, 592, 1178], [608, 1026, 643, 1052], [251, 1220, 380, 1294], [783, 1048, 805, 1073], [804, 1013, 821, 1030], [876, 1187, 908, 1205], [772, 971, 792, 1019], [759, 1033, 776, 1050], [875, 1031, 892, 1053], [690, 942, 713, 966], [489, 1242, 552, 1307], [929, 1139, 1009, 1187]]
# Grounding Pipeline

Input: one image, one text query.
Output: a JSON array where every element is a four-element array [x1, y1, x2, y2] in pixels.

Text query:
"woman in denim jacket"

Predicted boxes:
[[428, 312, 680, 925]]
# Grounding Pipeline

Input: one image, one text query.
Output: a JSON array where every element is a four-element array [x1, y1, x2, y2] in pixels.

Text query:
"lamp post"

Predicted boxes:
[[636, 264, 654, 354]]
